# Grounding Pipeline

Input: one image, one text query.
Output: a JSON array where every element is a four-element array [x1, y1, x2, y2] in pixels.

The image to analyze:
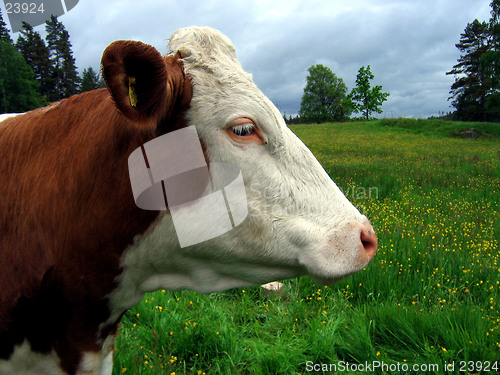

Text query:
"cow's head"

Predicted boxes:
[[101, 27, 377, 298]]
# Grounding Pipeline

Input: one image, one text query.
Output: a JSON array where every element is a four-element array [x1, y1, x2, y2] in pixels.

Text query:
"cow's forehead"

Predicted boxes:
[[168, 26, 238, 65], [167, 27, 254, 88], [167, 26, 284, 139]]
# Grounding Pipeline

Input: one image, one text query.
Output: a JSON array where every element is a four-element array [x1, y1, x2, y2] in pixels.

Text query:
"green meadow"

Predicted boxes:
[[113, 119, 499, 375]]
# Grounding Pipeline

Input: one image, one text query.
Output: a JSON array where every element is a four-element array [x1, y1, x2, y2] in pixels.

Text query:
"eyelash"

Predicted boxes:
[[231, 123, 255, 136]]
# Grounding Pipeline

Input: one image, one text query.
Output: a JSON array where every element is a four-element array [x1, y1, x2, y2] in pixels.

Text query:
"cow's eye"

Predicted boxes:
[[231, 123, 255, 137], [227, 117, 264, 144]]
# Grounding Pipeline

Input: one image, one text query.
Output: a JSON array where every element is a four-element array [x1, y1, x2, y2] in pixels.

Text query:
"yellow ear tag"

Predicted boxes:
[[129, 76, 138, 107]]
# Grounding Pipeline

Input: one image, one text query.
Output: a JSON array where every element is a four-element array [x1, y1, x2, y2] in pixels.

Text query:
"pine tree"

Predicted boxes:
[[0, 11, 43, 112], [0, 40, 44, 112], [484, 0, 500, 85], [349, 65, 389, 120], [45, 15, 80, 100], [482, 0, 500, 120], [447, 20, 491, 121], [45, 15, 64, 99], [16, 22, 53, 102], [0, 10, 12, 44], [80, 67, 103, 93], [60, 29, 80, 97]]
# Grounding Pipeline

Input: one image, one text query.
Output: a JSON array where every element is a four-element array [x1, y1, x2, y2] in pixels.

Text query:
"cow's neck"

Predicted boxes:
[[106, 213, 304, 326]]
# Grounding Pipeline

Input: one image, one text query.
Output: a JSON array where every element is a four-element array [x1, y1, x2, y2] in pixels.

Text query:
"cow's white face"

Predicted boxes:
[[110, 27, 376, 315], [171, 26, 377, 284]]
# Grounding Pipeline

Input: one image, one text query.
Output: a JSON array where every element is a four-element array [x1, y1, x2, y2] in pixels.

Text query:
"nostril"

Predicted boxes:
[[360, 226, 378, 258]]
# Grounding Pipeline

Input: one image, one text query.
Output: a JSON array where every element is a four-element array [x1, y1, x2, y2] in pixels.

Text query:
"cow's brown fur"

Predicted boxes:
[[0, 42, 192, 374]]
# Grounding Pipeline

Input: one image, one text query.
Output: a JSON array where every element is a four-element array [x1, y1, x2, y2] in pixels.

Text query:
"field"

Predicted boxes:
[[113, 119, 499, 374]]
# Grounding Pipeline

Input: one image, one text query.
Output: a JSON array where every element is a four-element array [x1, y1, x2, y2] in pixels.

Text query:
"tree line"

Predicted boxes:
[[0, 11, 102, 113]]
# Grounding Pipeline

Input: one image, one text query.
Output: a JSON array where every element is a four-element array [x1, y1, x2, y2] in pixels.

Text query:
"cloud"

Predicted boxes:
[[1, 0, 492, 118]]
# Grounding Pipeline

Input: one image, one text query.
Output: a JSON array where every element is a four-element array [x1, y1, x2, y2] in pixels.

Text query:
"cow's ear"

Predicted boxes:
[[101, 40, 184, 128]]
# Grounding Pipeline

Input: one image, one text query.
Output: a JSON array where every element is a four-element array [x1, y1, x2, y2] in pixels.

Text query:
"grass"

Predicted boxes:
[[113, 120, 499, 375], [377, 118, 500, 138]]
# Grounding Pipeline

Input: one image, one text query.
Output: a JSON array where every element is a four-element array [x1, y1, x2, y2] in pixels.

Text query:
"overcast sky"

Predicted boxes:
[[1, 0, 492, 118]]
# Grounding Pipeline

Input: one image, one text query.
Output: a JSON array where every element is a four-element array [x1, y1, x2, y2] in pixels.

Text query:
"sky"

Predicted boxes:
[[0, 0, 493, 118]]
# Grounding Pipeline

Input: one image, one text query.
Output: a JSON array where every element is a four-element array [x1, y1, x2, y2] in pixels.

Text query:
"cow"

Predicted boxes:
[[0, 27, 377, 374]]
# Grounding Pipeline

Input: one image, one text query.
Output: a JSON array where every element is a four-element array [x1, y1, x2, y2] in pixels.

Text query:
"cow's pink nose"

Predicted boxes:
[[360, 223, 377, 259]]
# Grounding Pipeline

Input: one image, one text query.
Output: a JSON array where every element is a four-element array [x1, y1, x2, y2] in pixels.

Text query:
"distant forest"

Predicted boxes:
[[0, 11, 102, 113]]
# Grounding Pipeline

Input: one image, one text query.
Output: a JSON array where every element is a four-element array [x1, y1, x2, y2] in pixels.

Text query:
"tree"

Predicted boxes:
[[80, 66, 103, 93], [483, 1, 500, 84], [45, 15, 80, 100], [0, 10, 12, 44], [482, 0, 500, 120], [447, 20, 491, 121], [349, 65, 389, 120], [299, 64, 351, 123], [0, 40, 44, 112], [60, 29, 80, 97], [446, 0, 500, 122], [16, 22, 53, 102], [0, 11, 43, 112]]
